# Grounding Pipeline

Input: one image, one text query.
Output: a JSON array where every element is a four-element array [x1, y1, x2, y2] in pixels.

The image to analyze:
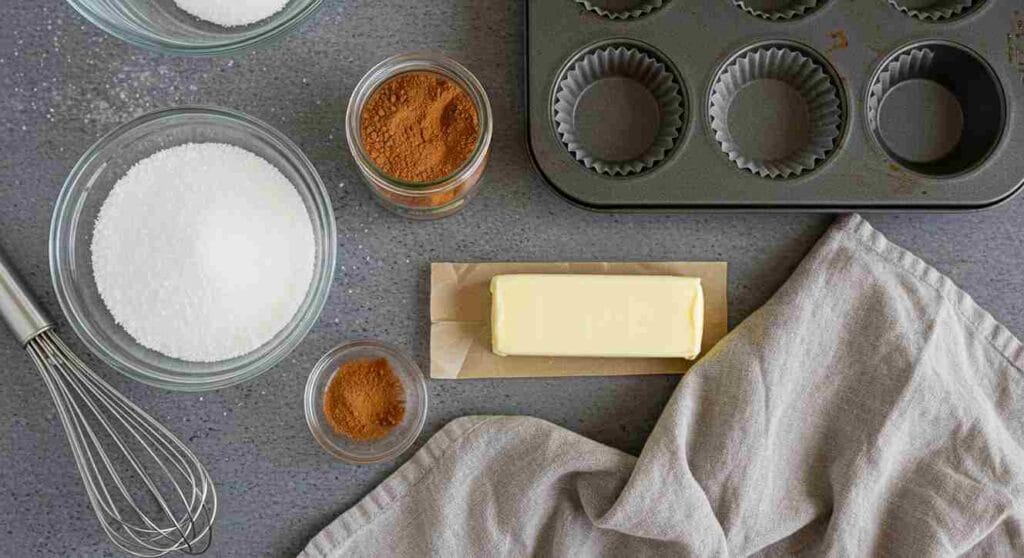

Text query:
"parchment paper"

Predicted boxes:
[[430, 262, 728, 379]]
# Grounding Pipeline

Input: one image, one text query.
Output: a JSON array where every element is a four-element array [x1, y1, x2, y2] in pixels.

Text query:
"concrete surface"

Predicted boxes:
[[1, 2, 1022, 556]]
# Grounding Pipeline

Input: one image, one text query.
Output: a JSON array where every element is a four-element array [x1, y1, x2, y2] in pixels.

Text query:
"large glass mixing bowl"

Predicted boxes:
[[65, 0, 323, 55], [50, 106, 337, 391]]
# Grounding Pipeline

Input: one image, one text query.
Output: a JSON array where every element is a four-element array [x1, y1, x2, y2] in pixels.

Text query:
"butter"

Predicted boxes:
[[490, 274, 704, 359]]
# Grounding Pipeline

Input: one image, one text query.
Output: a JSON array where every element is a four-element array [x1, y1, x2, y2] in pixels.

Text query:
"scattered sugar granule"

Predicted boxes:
[[92, 143, 315, 363], [173, 0, 292, 28]]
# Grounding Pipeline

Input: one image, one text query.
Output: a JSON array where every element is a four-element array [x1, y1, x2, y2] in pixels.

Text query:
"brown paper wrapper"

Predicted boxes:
[[430, 261, 728, 379]]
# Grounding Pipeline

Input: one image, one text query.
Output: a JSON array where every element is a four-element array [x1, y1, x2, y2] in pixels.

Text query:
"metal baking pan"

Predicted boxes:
[[526, 0, 1024, 211]]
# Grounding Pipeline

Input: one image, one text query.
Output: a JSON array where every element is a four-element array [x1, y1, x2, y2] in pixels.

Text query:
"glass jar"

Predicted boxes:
[[346, 52, 493, 220]]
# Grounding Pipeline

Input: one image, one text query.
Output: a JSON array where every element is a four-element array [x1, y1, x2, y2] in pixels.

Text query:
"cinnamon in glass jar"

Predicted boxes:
[[360, 72, 480, 185], [347, 53, 493, 219]]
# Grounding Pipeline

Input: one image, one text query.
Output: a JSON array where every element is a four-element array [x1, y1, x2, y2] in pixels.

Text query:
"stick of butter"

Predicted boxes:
[[490, 274, 704, 359]]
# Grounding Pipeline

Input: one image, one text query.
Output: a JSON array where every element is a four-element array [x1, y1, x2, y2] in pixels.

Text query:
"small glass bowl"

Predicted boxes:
[[305, 340, 428, 464], [345, 52, 493, 220], [66, 0, 323, 56], [50, 106, 337, 392]]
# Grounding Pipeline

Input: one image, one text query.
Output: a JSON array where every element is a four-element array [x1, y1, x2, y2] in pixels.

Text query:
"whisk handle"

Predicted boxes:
[[0, 250, 53, 346]]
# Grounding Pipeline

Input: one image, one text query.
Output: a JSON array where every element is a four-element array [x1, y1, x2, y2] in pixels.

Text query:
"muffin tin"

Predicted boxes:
[[527, 0, 1024, 211]]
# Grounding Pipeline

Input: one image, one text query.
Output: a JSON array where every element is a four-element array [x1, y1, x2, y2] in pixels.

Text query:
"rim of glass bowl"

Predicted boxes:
[[345, 51, 494, 196], [65, 0, 324, 56], [50, 105, 337, 392], [304, 340, 428, 464]]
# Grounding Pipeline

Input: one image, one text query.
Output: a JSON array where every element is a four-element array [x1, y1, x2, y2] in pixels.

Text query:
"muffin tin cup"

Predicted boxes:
[[554, 45, 685, 176], [887, 0, 977, 21], [575, 0, 667, 20], [867, 42, 1005, 177], [709, 46, 843, 179], [733, 0, 822, 21]]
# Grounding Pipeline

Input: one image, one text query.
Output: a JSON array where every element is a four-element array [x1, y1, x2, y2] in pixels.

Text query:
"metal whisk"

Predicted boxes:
[[0, 251, 217, 557]]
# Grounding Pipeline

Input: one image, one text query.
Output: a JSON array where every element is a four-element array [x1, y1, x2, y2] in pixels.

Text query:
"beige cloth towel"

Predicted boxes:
[[301, 215, 1024, 557]]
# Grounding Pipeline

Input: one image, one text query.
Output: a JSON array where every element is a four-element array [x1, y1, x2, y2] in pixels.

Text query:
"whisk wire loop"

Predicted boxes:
[[26, 330, 217, 557]]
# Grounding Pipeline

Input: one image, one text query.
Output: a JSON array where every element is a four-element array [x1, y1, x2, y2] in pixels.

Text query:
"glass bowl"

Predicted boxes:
[[50, 106, 337, 392], [65, 0, 323, 56], [304, 340, 428, 464]]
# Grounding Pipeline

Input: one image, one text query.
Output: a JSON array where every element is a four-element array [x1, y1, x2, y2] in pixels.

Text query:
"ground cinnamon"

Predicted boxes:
[[323, 357, 406, 442], [360, 71, 480, 184]]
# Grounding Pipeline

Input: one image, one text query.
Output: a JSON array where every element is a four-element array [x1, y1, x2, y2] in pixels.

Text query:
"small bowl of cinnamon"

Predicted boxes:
[[304, 340, 427, 464]]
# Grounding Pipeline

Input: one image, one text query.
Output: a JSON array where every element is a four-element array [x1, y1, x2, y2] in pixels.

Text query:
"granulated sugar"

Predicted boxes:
[[173, 0, 291, 27], [92, 143, 315, 363]]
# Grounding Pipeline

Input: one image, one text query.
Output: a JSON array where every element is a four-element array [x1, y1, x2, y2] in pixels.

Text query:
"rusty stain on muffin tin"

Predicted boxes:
[[527, 0, 1024, 210], [826, 30, 849, 55], [1011, 11, 1024, 82]]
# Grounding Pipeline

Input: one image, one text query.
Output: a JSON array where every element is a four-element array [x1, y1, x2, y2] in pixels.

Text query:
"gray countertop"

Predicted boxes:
[[1, 2, 1022, 556]]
